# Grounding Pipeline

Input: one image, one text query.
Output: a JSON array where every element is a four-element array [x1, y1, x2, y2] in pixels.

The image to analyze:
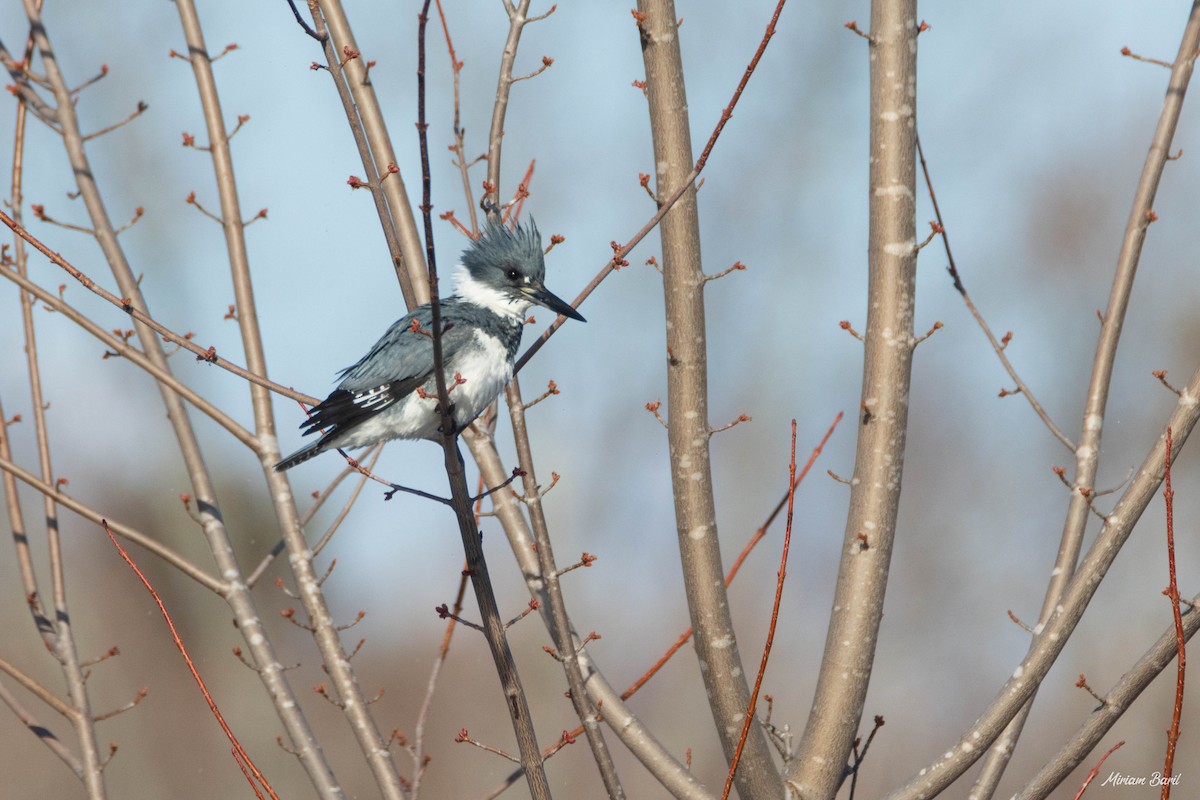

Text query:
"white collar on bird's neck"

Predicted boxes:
[[453, 265, 531, 322]]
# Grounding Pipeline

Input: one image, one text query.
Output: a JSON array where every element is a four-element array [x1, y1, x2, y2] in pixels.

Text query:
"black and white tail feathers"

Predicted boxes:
[[273, 439, 327, 472]]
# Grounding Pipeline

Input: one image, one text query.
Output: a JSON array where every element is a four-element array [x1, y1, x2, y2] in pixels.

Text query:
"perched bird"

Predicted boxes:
[[274, 220, 585, 472]]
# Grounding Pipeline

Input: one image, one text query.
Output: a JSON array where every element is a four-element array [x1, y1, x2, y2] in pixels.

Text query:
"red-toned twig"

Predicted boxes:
[[233, 748, 268, 800], [503, 160, 535, 226], [114, 205, 145, 235], [1162, 427, 1184, 799], [644, 400, 667, 428], [100, 521, 280, 800], [521, 379, 559, 410], [185, 190, 223, 222], [710, 413, 751, 435], [1154, 369, 1184, 396], [68, 62, 108, 95], [702, 260, 747, 282], [844, 20, 875, 43], [1121, 46, 1174, 69], [840, 319, 864, 342], [1073, 740, 1125, 800], [514, 0, 789, 373], [511, 55, 554, 83], [1074, 674, 1105, 705], [722, 419, 799, 799]]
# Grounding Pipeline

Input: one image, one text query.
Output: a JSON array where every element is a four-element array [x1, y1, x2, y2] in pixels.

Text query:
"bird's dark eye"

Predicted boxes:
[[505, 269, 520, 281]]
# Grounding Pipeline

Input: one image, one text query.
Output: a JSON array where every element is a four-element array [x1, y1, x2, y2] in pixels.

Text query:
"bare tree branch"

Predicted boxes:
[[305, 5, 420, 309], [20, 3, 344, 794], [916, 132, 1076, 452], [787, 2, 919, 796], [637, 2, 783, 797], [484, 0, 533, 214], [885, 363, 1200, 799], [175, 1, 396, 795], [0, 210, 318, 408], [8, 11, 105, 790]]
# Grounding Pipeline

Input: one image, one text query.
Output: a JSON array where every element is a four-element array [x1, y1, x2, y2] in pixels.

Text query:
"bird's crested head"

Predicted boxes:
[[455, 219, 584, 322], [461, 218, 546, 285]]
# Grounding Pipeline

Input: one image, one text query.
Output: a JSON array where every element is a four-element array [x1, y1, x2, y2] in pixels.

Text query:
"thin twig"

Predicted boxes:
[[515, 0, 789, 372], [433, 0, 478, 235], [0, 209, 318, 407], [1073, 740, 1125, 800], [101, 521, 281, 800], [848, 716, 886, 800], [81, 100, 148, 141], [409, 556, 471, 796], [0, 655, 74, 718], [722, 419, 799, 798], [1161, 427, 1184, 799], [916, 131, 1075, 452]]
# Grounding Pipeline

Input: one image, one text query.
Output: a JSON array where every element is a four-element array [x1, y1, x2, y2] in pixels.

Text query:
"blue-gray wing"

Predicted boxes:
[[299, 303, 475, 438]]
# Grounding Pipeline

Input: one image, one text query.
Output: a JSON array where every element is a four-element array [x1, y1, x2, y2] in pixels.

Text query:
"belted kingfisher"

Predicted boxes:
[[274, 219, 585, 472]]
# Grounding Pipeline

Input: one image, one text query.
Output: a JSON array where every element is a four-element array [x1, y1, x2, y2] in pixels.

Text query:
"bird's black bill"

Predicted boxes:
[[528, 285, 586, 322]]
